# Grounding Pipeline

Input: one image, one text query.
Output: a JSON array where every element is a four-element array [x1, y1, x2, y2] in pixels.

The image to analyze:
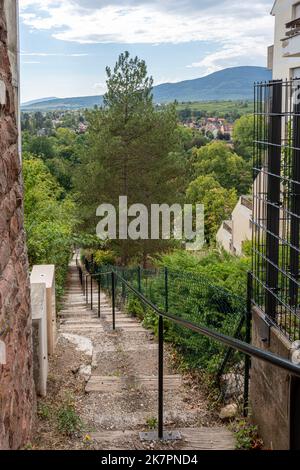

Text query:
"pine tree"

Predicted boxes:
[[75, 52, 185, 264]]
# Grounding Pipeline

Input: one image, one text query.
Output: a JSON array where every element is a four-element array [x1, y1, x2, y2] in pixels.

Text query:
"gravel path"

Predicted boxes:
[[33, 258, 235, 450]]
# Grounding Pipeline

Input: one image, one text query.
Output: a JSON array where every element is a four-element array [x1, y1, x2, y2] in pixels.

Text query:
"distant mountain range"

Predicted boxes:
[[21, 66, 272, 111]]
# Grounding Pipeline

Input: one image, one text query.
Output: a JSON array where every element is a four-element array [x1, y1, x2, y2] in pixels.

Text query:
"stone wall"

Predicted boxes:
[[250, 307, 292, 450], [0, 0, 35, 449]]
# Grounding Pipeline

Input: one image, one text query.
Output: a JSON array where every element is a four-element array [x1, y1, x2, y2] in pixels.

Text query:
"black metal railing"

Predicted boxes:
[[253, 79, 300, 342], [77, 261, 300, 440], [81, 261, 250, 407]]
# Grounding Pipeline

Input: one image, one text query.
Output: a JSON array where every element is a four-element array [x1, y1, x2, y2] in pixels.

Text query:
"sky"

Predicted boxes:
[[19, 0, 275, 103]]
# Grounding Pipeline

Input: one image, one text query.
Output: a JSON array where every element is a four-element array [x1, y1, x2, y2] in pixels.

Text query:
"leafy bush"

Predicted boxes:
[[94, 249, 116, 267], [139, 249, 250, 372], [126, 297, 144, 321], [23, 154, 77, 304], [233, 420, 263, 450]]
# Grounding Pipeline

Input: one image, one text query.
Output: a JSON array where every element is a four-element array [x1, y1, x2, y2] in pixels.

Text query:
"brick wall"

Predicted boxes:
[[0, 0, 35, 449]]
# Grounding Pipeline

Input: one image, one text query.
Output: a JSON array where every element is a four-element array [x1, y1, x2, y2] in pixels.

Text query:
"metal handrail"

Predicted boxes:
[[81, 266, 300, 441], [116, 273, 300, 378]]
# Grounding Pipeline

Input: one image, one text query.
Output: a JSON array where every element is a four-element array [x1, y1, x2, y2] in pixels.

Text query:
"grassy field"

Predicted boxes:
[[176, 100, 254, 115]]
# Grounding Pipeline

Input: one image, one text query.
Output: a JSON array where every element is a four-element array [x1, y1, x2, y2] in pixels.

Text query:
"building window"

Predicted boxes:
[[293, 2, 300, 20], [291, 67, 300, 79]]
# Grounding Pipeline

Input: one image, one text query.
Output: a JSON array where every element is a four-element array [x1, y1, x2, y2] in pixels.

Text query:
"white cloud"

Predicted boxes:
[[93, 82, 107, 94], [21, 51, 89, 57], [19, 0, 274, 74], [20, 1, 274, 43], [187, 35, 270, 75]]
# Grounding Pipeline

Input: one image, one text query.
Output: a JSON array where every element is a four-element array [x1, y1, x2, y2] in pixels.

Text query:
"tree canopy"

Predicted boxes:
[[192, 141, 251, 195], [233, 114, 254, 161], [186, 175, 237, 244]]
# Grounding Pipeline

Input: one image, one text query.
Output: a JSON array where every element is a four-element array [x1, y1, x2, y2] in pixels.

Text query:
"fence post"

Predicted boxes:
[[138, 266, 142, 293], [98, 277, 101, 318], [164, 267, 169, 313], [265, 80, 282, 320], [112, 272, 116, 330], [122, 278, 125, 302], [244, 271, 253, 417], [90, 275, 93, 310], [86, 275, 88, 305], [158, 314, 164, 439]]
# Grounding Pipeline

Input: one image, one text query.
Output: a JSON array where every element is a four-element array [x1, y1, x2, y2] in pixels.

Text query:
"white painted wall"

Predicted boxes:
[[271, 0, 300, 79], [231, 199, 252, 256], [216, 223, 232, 253]]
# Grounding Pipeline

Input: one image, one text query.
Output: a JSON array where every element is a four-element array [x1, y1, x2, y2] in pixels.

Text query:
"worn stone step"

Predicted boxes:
[[89, 427, 235, 450], [60, 325, 104, 332], [61, 319, 101, 325], [94, 343, 158, 353], [86, 375, 182, 393]]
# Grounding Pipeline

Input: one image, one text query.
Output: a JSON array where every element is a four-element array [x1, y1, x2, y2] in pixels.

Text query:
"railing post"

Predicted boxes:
[[164, 267, 169, 313], [244, 271, 253, 417], [112, 271, 116, 330], [86, 275, 88, 305], [265, 80, 282, 320], [98, 277, 101, 318], [122, 278, 125, 303], [158, 314, 164, 439], [90, 275, 93, 310], [138, 266, 142, 293]]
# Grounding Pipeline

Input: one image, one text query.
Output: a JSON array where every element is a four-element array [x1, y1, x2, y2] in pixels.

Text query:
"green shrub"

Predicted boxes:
[[94, 249, 116, 267], [56, 398, 82, 436], [233, 420, 263, 450], [126, 297, 144, 320], [23, 155, 77, 305], [138, 249, 249, 372]]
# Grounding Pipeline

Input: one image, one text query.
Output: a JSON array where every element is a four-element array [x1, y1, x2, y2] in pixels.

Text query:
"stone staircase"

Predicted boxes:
[[58, 258, 235, 450]]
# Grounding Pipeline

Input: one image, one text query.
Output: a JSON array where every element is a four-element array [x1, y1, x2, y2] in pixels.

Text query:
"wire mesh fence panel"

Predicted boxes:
[[253, 79, 300, 342], [83, 259, 248, 407]]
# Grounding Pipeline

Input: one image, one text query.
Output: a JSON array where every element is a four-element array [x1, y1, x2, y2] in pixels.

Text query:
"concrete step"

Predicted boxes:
[[86, 375, 182, 393], [89, 427, 235, 450]]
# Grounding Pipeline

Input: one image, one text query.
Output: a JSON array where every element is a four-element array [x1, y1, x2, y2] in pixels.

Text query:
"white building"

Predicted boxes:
[[269, 0, 300, 79], [217, 0, 300, 256], [216, 196, 252, 256]]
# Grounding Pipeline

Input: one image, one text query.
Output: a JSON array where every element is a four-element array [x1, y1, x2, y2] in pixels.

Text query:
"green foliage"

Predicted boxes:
[[72, 233, 103, 250], [233, 114, 254, 161], [193, 141, 252, 195], [22, 124, 86, 192], [176, 125, 210, 151], [186, 175, 237, 244], [157, 250, 250, 295], [23, 154, 77, 302], [125, 250, 250, 372], [37, 403, 52, 421], [23, 135, 56, 160], [146, 417, 158, 430], [74, 51, 186, 264], [126, 297, 145, 321], [176, 100, 254, 122], [56, 396, 82, 437], [94, 249, 116, 266], [233, 420, 263, 450]]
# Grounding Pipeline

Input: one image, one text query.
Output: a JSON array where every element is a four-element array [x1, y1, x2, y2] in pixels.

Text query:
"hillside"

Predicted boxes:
[[153, 66, 271, 102], [21, 66, 271, 111]]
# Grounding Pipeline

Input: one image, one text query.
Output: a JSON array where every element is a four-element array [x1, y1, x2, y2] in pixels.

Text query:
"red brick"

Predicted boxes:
[[0, 2, 35, 450]]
